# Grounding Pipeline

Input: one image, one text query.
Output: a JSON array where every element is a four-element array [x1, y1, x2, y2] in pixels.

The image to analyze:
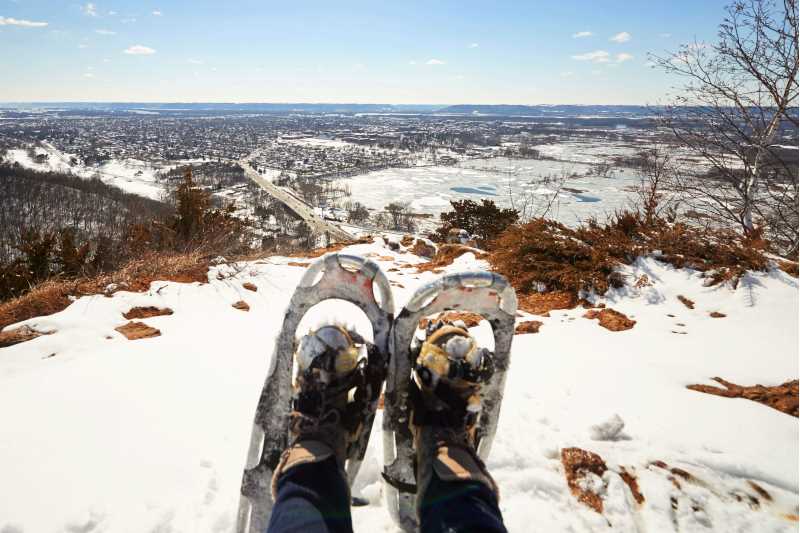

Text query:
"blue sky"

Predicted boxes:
[[0, 1, 730, 104]]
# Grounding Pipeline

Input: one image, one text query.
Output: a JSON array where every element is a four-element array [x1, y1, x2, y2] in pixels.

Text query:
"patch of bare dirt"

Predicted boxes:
[[687, 377, 798, 417], [619, 466, 645, 504], [677, 295, 695, 309], [287, 262, 310, 268], [400, 234, 415, 247], [515, 320, 543, 334], [242, 282, 258, 292], [517, 291, 577, 317], [123, 307, 173, 320], [583, 308, 636, 331], [709, 311, 726, 318], [232, 300, 250, 311], [419, 311, 485, 329], [561, 447, 608, 513], [0, 325, 53, 348], [115, 321, 161, 340]]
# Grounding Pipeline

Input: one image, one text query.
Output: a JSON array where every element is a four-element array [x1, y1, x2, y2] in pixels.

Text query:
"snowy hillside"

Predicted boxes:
[[0, 238, 797, 532]]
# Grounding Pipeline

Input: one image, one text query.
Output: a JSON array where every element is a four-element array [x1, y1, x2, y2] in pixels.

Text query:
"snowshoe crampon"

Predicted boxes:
[[237, 253, 394, 533], [382, 271, 517, 531]]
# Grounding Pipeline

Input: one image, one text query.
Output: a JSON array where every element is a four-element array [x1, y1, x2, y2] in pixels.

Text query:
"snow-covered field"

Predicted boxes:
[[4, 143, 203, 201], [343, 157, 642, 225], [0, 238, 797, 532]]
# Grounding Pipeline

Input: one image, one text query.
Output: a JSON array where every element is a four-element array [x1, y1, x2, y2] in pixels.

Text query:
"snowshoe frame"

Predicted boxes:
[[382, 271, 517, 532], [236, 253, 395, 533]]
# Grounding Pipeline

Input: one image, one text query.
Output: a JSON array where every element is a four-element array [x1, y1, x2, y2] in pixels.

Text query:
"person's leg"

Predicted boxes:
[[419, 472, 505, 533], [268, 453, 353, 533]]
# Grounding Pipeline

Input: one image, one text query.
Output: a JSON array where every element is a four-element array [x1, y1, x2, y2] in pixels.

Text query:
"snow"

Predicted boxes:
[[0, 240, 797, 532]]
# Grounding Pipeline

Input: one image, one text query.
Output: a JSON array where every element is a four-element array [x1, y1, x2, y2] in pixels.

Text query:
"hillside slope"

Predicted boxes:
[[0, 238, 797, 532]]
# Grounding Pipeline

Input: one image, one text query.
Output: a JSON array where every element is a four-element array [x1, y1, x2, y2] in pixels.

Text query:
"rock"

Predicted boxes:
[[411, 239, 437, 259], [115, 321, 160, 340], [709, 311, 726, 318], [589, 414, 626, 441], [242, 282, 258, 292], [123, 307, 173, 320]]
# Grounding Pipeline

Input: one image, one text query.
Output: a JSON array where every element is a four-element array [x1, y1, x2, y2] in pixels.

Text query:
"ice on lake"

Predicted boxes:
[[342, 156, 643, 227]]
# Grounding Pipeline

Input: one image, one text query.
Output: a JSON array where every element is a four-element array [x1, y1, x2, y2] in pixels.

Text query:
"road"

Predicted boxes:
[[238, 156, 354, 243]]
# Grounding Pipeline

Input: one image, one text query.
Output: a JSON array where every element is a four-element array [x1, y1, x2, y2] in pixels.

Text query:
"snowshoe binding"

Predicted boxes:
[[382, 271, 517, 531], [236, 253, 394, 533]]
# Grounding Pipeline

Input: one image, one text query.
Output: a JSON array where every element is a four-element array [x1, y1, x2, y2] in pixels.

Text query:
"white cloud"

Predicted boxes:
[[610, 31, 631, 43], [468, 43, 479, 48], [426, 58, 445, 65], [188, 58, 204, 65], [84, 73, 95, 78], [408, 60, 417, 65], [571, 50, 609, 63], [108, 10, 117, 16], [615, 52, 634, 63], [0, 16, 48, 27], [572, 31, 592, 38], [121, 17, 136, 24], [78, 43, 89, 49], [82, 3, 98, 17], [659, 33, 671, 38], [560, 71, 574, 77], [95, 29, 115, 35], [123, 44, 156, 55], [152, 10, 162, 16]]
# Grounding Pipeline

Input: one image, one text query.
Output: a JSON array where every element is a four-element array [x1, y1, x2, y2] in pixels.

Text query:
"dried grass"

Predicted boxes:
[[687, 377, 798, 417], [416, 244, 488, 273], [0, 251, 208, 331]]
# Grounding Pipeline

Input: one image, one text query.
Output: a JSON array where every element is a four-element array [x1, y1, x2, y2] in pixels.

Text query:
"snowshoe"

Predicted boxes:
[[236, 253, 395, 533], [382, 271, 517, 531]]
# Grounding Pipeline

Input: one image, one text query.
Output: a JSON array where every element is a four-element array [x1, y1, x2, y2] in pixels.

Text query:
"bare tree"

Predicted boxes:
[[654, 0, 798, 254]]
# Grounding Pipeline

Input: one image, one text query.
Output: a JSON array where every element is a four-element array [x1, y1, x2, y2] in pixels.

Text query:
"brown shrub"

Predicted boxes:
[[583, 308, 636, 331], [490, 212, 770, 303], [123, 307, 173, 320], [687, 378, 798, 417], [416, 244, 488, 273], [709, 311, 726, 318], [619, 467, 645, 505], [242, 282, 258, 292], [518, 291, 577, 316], [0, 251, 208, 331], [677, 295, 695, 309]]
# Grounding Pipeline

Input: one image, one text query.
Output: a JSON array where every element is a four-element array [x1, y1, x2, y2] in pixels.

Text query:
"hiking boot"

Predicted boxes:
[[271, 325, 365, 496], [410, 320, 499, 505]]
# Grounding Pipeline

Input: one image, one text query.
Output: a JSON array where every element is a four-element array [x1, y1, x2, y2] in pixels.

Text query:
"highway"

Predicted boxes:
[[238, 155, 354, 243]]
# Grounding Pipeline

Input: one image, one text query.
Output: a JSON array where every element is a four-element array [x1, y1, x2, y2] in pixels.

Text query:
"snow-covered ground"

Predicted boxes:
[[343, 157, 642, 226], [0, 238, 797, 532]]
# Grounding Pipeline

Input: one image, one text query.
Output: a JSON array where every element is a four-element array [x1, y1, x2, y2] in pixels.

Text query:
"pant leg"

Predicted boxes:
[[267, 456, 353, 533], [419, 472, 507, 533]]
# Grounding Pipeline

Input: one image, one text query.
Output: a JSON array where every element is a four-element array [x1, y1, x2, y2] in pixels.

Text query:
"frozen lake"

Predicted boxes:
[[343, 156, 644, 227]]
